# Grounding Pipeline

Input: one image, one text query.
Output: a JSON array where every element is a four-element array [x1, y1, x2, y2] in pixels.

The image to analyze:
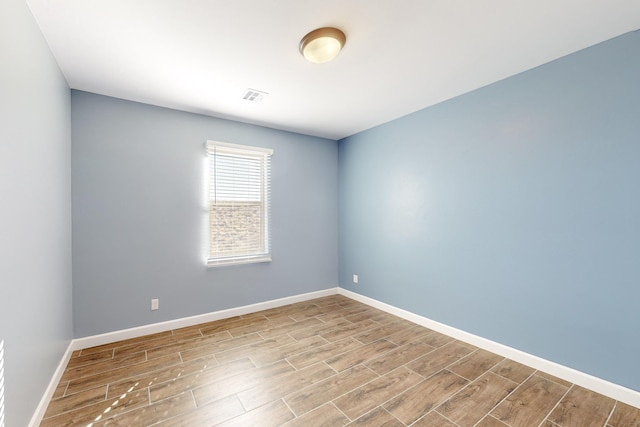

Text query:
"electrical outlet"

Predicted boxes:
[[151, 299, 159, 310], [353, 274, 358, 284]]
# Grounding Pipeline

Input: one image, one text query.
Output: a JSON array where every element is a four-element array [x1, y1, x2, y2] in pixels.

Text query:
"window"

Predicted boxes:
[[205, 141, 273, 267]]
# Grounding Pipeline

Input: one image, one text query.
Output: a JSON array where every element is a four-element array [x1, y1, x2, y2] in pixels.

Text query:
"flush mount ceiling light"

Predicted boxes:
[[299, 27, 346, 64]]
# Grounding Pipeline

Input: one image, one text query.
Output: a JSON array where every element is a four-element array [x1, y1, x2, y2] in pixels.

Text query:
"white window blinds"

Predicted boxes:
[[206, 141, 273, 267]]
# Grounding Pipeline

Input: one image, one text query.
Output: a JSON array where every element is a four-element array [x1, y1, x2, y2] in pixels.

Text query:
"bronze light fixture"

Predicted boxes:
[[299, 27, 346, 63]]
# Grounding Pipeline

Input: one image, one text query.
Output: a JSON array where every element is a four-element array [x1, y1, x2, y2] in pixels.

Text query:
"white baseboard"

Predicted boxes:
[[28, 343, 75, 427], [71, 287, 338, 351], [337, 288, 640, 409], [31, 285, 639, 427]]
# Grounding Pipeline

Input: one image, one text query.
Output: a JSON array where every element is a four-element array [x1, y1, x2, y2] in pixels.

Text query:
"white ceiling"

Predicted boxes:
[[27, 0, 640, 140]]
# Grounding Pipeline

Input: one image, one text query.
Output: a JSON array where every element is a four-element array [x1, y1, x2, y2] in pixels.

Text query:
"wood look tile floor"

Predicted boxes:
[[41, 295, 640, 426]]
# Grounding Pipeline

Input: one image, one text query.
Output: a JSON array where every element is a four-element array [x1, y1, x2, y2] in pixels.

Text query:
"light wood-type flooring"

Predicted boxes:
[[41, 295, 640, 426]]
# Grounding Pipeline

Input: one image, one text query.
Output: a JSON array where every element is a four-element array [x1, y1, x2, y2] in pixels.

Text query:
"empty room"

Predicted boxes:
[[2, 1, 640, 426]]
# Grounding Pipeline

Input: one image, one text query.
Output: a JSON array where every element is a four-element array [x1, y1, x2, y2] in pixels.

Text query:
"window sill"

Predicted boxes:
[[206, 254, 272, 268]]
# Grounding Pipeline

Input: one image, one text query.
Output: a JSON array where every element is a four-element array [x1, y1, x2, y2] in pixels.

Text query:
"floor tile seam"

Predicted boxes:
[[125, 332, 230, 355], [449, 354, 507, 384], [190, 357, 260, 396], [188, 386, 245, 413], [89, 334, 175, 353], [280, 365, 366, 417], [433, 405, 465, 426], [395, 374, 471, 426], [148, 375, 207, 405], [472, 414, 504, 427], [289, 319, 355, 339], [383, 406, 410, 426], [351, 331, 393, 346], [60, 380, 70, 398], [531, 370, 575, 389], [65, 357, 115, 371], [484, 366, 539, 424], [312, 314, 331, 325], [235, 391, 249, 413], [227, 319, 299, 338], [328, 346, 401, 373], [444, 347, 481, 371], [106, 389, 192, 426], [539, 383, 574, 427], [404, 362, 448, 382], [212, 335, 295, 362], [357, 406, 409, 426], [66, 348, 116, 365], [77, 346, 117, 357], [432, 370, 520, 427], [289, 337, 366, 369], [280, 397, 299, 422], [603, 401, 617, 427], [188, 358, 299, 406], [478, 370, 520, 393], [196, 321, 243, 335], [256, 325, 313, 340], [334, 366, 425, 421], [490, 361, 533, 384], [324, 319, 387, 342], [237, 359, 339, 407], [61, 352, 152, 382], [385, 325, 433, 347], [288, 364, 381, 418], [179, 334, 265, 359], [41, 385, 110, 420], [329, 400, 354, 423], [366, 342, 446, 376], [42, 384, 147, 423], [231, 398, 296, 425], [247, 339, 333, 367], [171, 325, 208, 338], [111, 337, 188, 356], [66, 356, 185, 396], [168, 324, 204, 336], [155, 331, 235, 353], [143, 356, 249, 401], [189, 388, 198, 412], [199, 323, 261, 337], [384, 367, 470, 419], [62, 360, 146, 388], [400, 349, 465, 380], [271, 334, 333, 358], [408, 408, 461, 427]]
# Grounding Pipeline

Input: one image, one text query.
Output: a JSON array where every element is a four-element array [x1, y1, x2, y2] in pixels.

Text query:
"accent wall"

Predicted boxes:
[[338, 31, 640, 391]]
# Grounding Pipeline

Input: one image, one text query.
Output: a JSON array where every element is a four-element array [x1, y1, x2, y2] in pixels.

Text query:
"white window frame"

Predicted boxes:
[[205, 140, 273, 267]]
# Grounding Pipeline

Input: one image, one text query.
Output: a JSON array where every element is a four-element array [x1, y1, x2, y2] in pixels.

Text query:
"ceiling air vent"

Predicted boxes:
[[242, 89, 268, 103]]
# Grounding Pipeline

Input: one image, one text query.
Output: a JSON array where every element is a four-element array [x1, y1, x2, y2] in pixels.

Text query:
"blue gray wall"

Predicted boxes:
[[339, 31, 640, 391], [71, 91, 338, 337], [0, 1, 73, 425]]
